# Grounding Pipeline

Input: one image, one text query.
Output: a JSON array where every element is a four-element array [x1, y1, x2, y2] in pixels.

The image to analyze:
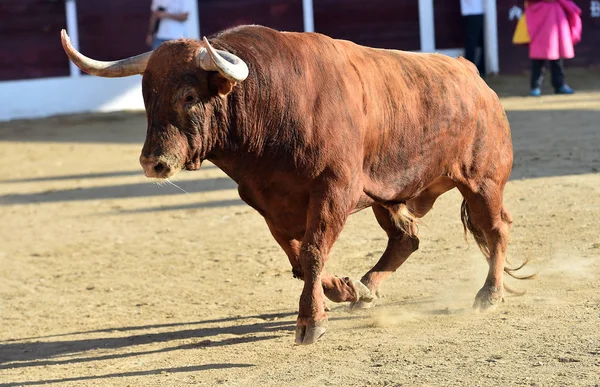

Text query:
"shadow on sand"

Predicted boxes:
[[0, 312, 294, 385], [0, 177, 236, 205]]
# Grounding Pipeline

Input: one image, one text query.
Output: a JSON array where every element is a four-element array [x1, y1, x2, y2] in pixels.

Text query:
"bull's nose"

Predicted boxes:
[[139, 155, 172, 178]]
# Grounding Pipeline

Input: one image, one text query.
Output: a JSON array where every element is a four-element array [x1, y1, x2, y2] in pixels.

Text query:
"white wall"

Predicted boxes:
[[302, 0, 315, 33], [484, 0, 500, 74], [186, 0, 201, 40], [0, 76, 144, 122]]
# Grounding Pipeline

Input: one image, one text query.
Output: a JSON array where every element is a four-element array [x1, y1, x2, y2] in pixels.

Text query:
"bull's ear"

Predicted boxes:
[[208, 72, 235, 97]]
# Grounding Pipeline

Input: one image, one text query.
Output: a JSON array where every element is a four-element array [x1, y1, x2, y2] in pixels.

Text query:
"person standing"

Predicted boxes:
[[461, 0, 486, 77], [146, 0, 190, 49], [526, 0, 582, 96]]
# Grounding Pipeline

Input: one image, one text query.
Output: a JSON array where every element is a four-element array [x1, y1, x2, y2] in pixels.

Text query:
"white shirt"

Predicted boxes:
[[460, 0, 484, 16], [151, 0, 190, 40]]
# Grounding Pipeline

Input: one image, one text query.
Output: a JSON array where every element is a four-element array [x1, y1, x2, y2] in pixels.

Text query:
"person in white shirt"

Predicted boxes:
[[460, 0, 486, 77], [146, 0, 190, 49]]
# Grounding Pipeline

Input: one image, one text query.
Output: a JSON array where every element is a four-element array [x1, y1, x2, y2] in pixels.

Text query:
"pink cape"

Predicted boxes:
[[525, 0, 582, 60]]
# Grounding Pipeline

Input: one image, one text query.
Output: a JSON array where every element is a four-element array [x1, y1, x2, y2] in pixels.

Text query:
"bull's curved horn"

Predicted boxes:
[[197, 37, 249, 83], [60, 29, 152, 77]]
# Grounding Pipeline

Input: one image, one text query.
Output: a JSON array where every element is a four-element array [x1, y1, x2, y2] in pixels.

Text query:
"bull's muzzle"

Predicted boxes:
[[139, 154, 174, 179]]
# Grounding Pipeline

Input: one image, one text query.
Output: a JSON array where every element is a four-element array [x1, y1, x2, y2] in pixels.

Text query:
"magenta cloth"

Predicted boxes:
[[525, 0, 582, 60]]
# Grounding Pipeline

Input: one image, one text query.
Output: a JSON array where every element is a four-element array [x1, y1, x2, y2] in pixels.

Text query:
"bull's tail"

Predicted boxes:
[[460, 199, 489, 259], [460, 199, 536, 295]]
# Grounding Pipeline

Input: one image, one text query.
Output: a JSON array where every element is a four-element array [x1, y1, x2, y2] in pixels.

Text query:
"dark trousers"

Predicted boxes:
[[464, 14, 486, 77], [530, 59, 565, 90]]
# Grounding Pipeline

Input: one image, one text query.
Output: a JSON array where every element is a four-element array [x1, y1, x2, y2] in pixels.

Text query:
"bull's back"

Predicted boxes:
[[344, 43, 512, 197], [277, 30, 511, 185], [218, 26, 511, 197]]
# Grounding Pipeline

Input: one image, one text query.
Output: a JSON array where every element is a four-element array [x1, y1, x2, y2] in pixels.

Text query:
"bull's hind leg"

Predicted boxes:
[[351, 204, 419, 309], [353, 177, 455, 309], [457, 179, 512, 311]]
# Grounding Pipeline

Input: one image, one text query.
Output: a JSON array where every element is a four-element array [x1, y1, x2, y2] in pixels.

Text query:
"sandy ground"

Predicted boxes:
[[1, 70, 600, 386]]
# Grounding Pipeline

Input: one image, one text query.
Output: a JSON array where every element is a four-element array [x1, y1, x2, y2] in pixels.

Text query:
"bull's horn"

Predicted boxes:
[[60, 29, 151, 77], [197, 37, 249, 82]]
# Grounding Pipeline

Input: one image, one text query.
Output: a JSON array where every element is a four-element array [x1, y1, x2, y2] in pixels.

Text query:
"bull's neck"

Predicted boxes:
[[206, 81, 275, 183]]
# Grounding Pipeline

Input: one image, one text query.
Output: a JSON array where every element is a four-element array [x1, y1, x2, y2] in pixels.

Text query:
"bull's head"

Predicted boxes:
[[60, 30, 248, 179]]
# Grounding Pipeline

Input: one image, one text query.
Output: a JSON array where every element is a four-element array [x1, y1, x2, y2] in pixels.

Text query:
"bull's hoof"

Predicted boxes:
[[295, 319, 328, 345], [349, 280, 377, 311], [473, 286, 504, 312]]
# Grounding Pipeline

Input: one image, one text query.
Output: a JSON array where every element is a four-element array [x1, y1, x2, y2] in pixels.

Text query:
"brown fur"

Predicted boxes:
[[135, 25, 522, 343]]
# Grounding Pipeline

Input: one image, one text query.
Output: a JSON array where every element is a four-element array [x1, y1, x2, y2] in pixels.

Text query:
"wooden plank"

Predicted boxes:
[[314, 0, 420, 50], [198, 0, 304, 37], [0, 0, 69, 81], [77, 0, 151, 62], [433, 0, 464, 49], [569, 0, 600, 69]]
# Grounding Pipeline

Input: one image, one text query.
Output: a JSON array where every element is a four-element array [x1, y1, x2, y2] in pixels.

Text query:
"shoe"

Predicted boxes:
[[555, 85, 574, 94], [529, 88, 541, 97]]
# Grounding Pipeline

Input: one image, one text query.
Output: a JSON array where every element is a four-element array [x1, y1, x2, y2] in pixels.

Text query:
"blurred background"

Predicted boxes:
[[1, 0, 599, 121]]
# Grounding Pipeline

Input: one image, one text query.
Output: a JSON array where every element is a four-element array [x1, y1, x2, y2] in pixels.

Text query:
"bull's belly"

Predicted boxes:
[[361, 177, 428, 204], [360, 174, 455, 208], [236, 172, 453, 240]]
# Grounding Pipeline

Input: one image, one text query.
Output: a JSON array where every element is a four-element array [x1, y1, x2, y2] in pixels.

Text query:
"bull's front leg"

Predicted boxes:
[[295, 184, 353, 345], [265, 220, 368, 306]]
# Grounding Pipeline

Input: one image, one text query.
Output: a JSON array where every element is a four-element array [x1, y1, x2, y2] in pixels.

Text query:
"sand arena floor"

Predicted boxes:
[[1, 70, 599, 386]]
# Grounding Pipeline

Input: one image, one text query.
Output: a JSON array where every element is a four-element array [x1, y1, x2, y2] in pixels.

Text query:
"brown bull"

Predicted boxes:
[[61, 25, 523, 344]]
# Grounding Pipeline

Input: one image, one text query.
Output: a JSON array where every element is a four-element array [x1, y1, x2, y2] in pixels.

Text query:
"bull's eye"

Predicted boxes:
[[185, 95, 194, 103]]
